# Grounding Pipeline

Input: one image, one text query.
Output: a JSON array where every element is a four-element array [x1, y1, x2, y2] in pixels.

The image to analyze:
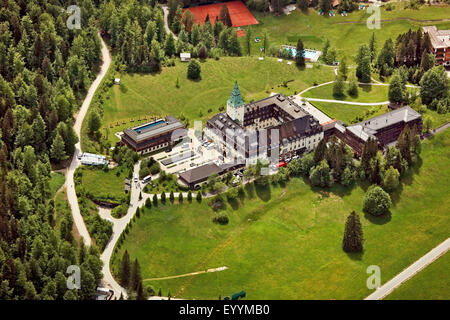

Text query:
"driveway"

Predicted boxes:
[[65, 34, 112, 246]]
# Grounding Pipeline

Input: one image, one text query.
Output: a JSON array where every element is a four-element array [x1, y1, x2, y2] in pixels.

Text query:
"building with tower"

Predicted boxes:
[[205, 82, 323, 164]]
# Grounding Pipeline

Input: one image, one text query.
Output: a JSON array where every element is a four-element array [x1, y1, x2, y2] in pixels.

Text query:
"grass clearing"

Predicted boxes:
[[310, 102, 389, 124], [303, 83, 389, 103], [49, 172, 65, 198], [112, 130, 450, 300], [80, 166, 129, 204], [244, 6, 450, 61]]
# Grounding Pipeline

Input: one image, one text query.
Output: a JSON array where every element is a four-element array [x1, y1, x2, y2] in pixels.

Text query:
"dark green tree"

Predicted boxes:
[[342, 211, 363, 252]]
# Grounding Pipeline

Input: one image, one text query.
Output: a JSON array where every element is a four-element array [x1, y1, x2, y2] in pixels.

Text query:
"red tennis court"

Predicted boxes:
[[183, 1, 258, 28]]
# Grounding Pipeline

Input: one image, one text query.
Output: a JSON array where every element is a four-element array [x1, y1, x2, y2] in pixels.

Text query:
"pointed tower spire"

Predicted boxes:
[[227, 81, 244, 108]]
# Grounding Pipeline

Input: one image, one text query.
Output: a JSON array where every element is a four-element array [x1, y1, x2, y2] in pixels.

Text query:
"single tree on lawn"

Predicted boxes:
[[152, 194, 158, 206], [170, 191, 175, 203], [342, 211, 363, 252], [333, 76, 345, 98], [120, 250, 131, 288], [145, 197, 151, 208], [363, 185, 392, 216], [196, 192, 202, 203], [295, 38, 305, 67], [178, 192, 183, 203], [160, 191, 166, 203], [356, 55, 371, 83], [338, 58, 348, 80], [347, 79, 358, 97], [388, 71, 406, 103], [187, 59, 201, 80], [187, 190, 192, 202]]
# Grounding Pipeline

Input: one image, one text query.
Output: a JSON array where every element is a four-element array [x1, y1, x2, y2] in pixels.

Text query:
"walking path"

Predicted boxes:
[[143, 266, 228, 281], [65, 34, 111, 246], [161, 5, 178, 40], [365, 238, 450, 300]]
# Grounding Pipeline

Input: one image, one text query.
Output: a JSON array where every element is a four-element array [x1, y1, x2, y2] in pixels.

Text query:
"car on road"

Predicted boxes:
[[133, 173, 138, 183], [190, 163, 196, 167]]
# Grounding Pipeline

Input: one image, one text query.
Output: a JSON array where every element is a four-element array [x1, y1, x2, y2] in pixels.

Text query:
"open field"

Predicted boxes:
[[244, 5, 450, 61], [310, 102, 389, 124], [385, 251, 450, 300], [80, 166, 129, 203], [303, 83, 389, 103], [112, 130, 450, 300]]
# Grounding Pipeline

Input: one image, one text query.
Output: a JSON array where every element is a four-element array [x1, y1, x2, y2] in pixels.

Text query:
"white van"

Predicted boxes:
[[133, 173, 138, 183]]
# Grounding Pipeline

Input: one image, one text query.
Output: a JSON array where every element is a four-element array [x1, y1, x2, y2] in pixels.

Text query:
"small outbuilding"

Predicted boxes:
[[114, 78, 121, 85], [180, 52, 191, 62]]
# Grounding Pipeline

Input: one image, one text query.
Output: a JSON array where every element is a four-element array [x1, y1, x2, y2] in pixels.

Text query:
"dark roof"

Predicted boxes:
[[178, 163, 222, 185], [348, 106, 422, 141], [275, 115, 322, 144]]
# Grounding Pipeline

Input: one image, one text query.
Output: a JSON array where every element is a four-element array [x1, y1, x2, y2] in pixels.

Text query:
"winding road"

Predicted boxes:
[[65, 33, 111, 246]]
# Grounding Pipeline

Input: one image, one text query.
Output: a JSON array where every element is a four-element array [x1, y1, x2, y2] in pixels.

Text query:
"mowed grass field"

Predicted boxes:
[[309, 102, 389, 124], [303, 83, 390, 103], [102, 57, 334, 125], [244, 5, 450, 61], [385, 251, 450, 300], [80, 166, 129, 203], [112, 130, 450, 300]]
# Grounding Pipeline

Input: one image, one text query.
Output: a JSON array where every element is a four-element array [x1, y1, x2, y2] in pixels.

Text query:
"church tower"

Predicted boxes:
[[226, 81, 245, 124]]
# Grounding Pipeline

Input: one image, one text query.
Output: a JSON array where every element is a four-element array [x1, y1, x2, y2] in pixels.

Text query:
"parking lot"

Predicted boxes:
[[154, 128, 223, 175]]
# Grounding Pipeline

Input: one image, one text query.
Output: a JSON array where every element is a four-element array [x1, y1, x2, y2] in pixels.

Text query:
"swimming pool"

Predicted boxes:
[[134, 119, 165, 133], [284, 47, 322, 62]]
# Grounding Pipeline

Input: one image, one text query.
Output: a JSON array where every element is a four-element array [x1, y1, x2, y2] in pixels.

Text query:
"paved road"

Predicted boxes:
[[65, 34, 112, 246], [365, 238, 450, 300]]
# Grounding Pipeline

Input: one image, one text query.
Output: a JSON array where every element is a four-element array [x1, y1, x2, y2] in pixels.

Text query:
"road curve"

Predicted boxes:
[[365, 237, 450, 300], [66, 34, 112, 246]]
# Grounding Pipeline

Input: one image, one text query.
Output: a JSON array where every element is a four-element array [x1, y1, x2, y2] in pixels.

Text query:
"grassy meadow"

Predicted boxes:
[[112, 130, 450, 300]]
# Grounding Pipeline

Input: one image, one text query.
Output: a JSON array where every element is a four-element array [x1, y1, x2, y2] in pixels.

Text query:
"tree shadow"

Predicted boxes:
[[255, 184, 271, 202], [364, 210, 391, 225], [360, 84, 372, 92], [228, 198, 240, 210], [245, 183, 255, 199], [346, 250, 364, 261]]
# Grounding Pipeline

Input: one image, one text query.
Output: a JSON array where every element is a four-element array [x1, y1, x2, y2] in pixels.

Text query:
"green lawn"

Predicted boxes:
[[112, 130, 450, 300], [244, 5, 450, 62], [99, 57, 334, 143], [49, 172, 65, 198], [303, 83, 389, 103], [80, 166, 129, 204], [309, 101, 389, 124], [385, 251, 450, 300]]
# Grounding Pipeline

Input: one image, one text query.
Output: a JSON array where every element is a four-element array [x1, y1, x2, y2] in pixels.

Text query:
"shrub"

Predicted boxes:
[[363, 185, 392, 216], [187, 59, 201, 80], [213, 214, 229, 225]]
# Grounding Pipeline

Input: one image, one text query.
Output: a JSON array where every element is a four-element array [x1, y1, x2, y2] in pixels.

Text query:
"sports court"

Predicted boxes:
[[183, 1, 258, 28]]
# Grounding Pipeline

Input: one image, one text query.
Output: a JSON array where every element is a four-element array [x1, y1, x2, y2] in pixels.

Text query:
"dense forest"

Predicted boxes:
[[0, 0, 103, 300]]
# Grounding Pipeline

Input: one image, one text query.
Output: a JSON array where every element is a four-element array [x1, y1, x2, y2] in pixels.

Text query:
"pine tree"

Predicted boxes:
[[219, 4, 232, 27], [130, 258, 142, 291], [120, 250, 131, 288], [50, 132, 67, 162], [153, 194, 158, 206], [369, 32, 376, 62], [342, 211, 363, 252], [160, 191, 166, 203], [170, 191, 175, 203], [187, 191, 192, 202], [196, 192, 202, 203], [295, 38, 305, 67]]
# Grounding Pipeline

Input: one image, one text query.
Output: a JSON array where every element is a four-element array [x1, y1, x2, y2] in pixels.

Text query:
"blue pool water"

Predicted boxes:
[[134, 120, 165, 133], [286, 48, 316, 60]]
